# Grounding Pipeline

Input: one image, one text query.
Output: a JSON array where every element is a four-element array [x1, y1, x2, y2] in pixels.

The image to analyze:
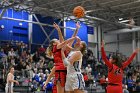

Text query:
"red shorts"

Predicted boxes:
[[54, 70, 67, 87], [55, 64, 66, 71], [107, 85, 123, 93]]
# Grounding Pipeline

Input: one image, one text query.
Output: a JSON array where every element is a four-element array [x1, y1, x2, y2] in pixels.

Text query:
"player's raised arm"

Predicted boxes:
[[68, 22, 80, 47], [57, 37, 76, 49], [53, 22, 64, 43], [122, 48, 140, 69], [101, 40, 113, 68]]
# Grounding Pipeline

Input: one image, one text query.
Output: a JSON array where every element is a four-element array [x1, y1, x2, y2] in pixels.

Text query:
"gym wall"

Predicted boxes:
[[0, 9, 28, 43]]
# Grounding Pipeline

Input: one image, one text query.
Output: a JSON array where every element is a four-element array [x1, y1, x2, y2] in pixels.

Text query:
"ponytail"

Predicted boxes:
[[47, 39, 57, 57], [80, 41, 87, 55]]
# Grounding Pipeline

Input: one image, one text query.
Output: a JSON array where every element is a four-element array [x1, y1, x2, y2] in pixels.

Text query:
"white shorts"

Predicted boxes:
[[65, 73, 85, 91], [5, 84, 13, 93]]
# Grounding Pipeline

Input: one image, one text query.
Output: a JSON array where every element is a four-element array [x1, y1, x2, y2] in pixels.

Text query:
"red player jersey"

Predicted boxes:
[[52, 45, 66, 70], [101, 47, 137, 85], [108, 64, 123, 85]]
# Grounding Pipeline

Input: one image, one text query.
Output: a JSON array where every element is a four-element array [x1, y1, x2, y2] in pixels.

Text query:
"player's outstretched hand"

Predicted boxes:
[[53, 22, 60, 30], [15, 81, 19, 85], [76, 22, 80, 29], [43, 84, 47, 90], [101, 40, 105, 47], [135, 48, 140, 53]]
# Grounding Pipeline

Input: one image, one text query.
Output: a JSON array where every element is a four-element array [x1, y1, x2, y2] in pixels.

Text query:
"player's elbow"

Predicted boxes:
[[9, 79, 13, 83]]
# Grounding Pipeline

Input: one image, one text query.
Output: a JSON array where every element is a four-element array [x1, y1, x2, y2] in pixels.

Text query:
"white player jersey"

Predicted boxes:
[[66, 51, 83, 75], [5, 73, 14, 93], [65, 51, 85, 91]]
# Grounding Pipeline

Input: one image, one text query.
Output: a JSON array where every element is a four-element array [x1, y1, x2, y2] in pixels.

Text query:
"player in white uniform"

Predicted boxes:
[[5, 67, 19, 93], [61, 36, 87, 93]]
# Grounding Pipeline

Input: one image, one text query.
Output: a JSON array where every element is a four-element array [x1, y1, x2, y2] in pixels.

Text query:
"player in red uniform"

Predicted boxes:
[[101, 40, 140, 93], [44, 22, 80, 93]]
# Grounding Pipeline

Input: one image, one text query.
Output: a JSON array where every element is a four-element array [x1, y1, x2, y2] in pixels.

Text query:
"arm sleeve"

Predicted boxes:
[[122, 52, 137, 69], [101, 47, 112, 68]]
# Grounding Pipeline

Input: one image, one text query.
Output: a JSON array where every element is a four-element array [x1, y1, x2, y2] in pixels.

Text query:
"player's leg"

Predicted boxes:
[[74, 89, 85, 93], [44, 66, 55, 89], [66, 91, 74, 93], [56, 71, 67, 93], [56, 81, 65, 93]]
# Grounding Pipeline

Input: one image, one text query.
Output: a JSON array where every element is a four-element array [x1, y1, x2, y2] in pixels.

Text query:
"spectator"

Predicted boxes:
[[9, 56, 15, 66], [87, 53, 94, 65], [26, 63, 33, 79], [136, 76, 140, 92], [100, 75, 107, 93], [33, 51, 40, 63], [31, 80, 38, 92], [37, 57, 45, 69], [83, 72, 89, 87], [85, 64, 92, 73], [123, 74, 127, 85], [38, 45, 46, 56], [0, 48, 6, 58], [8, 48, 16, 57], [47, 61, 54, 71], [127, 76, 135, 92], [21, 50, 27, 61], [136, 83, 140, 92], [123, 84, 129, 93], [88, 72, 94, 81], [33, 72, 40, 83], [24, 44, 28, 51], [4, 44, 11, 55], [15, 58, 23, 70]]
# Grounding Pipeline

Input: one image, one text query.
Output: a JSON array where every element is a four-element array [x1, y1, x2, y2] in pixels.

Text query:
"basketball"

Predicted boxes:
[[73, 6, 85, 18]]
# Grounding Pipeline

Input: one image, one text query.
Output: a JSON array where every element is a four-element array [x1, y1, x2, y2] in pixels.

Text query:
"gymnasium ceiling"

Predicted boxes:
[[1, 0, 140, 31]]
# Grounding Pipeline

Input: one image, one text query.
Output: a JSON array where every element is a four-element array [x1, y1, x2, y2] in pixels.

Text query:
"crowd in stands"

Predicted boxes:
[[0, 41, 54, 92], [0, 41, 140, 93]]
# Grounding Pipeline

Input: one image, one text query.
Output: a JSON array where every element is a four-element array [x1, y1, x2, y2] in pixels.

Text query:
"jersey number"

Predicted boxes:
[[114, 68, 121, 75]]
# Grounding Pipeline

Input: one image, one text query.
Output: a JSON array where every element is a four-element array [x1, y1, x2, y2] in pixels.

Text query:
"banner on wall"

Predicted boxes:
[[87, 26, 94, 35]]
